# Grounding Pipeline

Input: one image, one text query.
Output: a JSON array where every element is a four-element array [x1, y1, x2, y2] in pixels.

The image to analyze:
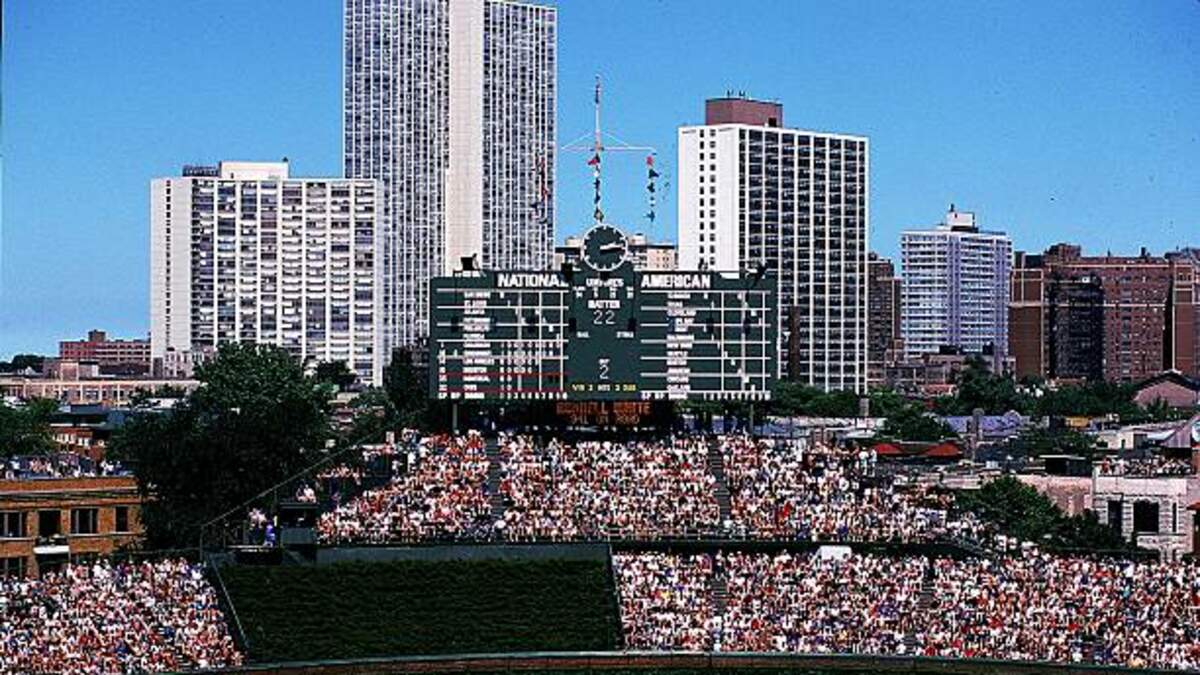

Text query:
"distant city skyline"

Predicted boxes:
[[3, 1, 1199, 356]]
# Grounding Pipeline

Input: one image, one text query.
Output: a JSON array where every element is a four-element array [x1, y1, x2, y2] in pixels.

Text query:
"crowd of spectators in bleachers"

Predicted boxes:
[[316, 431, 491, 544], [1096, 455, 1194, 477], [613, 552, 715, 651], [301, 432, 989, 545], [2, 454, 127, 480], [922, 551, 1200, 669], [498, 435, 719, 540], [613, 550, 1200, 670], [0, 558, 242, 674], [721, 550, 927, 654], [720, 436, 966, 542]]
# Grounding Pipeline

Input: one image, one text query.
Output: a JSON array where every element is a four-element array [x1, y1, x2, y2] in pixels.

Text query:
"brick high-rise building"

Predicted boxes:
[[867, 253, 901, 387], [1010, 245, 1200, 382]]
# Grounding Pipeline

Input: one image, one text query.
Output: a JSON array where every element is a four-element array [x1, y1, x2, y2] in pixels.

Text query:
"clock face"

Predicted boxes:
[[582, 224, 628, 272]]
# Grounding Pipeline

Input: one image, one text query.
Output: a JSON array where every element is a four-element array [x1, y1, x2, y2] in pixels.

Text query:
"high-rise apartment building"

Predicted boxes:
[[1010, 244, 1199, 382], [867, 253, 902, 387], [901, 207, 1012, 364], [343, 0, 557, 353], [678, 97, 869, 392], [150, 161, 383, 385]]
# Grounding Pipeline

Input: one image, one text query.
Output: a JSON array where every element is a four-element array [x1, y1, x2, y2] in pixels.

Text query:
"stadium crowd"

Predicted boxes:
[[721, 436, 960, 542], [0, 558, 242, 674], [613, 550, 1200, 670], [922, 552, 1200, 669], [317, 431, 491, 544], [498, 435, 720, 540], [721, 550, 927, 654], [614, 553, 716, 650], [1097, 455, 1194, 477]]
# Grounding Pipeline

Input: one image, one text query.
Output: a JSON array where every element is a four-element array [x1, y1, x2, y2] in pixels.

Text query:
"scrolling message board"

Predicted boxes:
[[430, 226, 775, 401]]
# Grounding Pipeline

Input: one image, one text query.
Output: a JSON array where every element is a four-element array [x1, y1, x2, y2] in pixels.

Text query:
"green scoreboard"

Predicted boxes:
[[430, 225, 776, 401]]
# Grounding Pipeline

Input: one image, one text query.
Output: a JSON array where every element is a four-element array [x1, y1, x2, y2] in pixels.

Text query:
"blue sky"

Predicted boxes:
[[2, 1, 1198, 357]]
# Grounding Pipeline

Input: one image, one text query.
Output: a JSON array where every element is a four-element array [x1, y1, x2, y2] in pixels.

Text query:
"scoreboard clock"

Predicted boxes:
[[430, 225, 776, 402]]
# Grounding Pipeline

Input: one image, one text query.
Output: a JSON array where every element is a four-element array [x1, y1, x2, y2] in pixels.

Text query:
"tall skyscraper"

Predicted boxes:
[[867, 253, 902, 387], [901, 207, 1012, 364], [677, 97, 869, 393], [343, 0, 557, 354], [1010, 244, 1199, 382], [150, 161, 384, 385]]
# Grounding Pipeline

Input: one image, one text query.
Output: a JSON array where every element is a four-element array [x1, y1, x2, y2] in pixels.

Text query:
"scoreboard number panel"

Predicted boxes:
[[431, 226, 776, 402]]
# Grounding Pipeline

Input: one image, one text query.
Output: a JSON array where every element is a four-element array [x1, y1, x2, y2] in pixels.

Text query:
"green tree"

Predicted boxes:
[[383, 348, 429, 429], [935, 357, 1031, 416], [960, 476, 1130, 552], [0, 398, 59, 457], [1012, 425, 1097, 459], [879, 404, 955, 442], [0, 354, 45, 373], [769, 382, 859, 417], [110, 343, 333, 548], [314, 360, 358, 391]]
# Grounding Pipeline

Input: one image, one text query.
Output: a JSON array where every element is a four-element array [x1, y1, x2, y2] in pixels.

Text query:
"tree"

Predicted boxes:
[[110, 343, 333, 548], [383, 348, 429, 429], [769, 382, 859, 418], [959, 476, 1130, 552], [879, 404, 955, 442], [314, 360, 358, 392], [1012, 425, 1098, 459], [0, 353, 45, 374], [0, 398, 59, 457], [934, 357, 1031, 416]]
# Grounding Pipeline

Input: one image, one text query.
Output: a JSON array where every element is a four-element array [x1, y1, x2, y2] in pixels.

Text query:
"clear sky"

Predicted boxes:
[[2, 1, 1198, 357]]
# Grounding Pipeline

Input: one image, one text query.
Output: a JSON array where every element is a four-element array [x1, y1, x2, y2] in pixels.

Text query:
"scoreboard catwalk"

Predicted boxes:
[[430, 225, 776, 401]]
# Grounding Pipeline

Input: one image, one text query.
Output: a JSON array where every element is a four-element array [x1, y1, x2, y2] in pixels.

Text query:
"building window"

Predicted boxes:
[[70, 508, 99, 535], [0, 512, 25, 539], [38, 510, 61, 538], [1107, 500, 1123, 532], [1132, 501, 1159, 534], [0, 557, 26, 578], [114, 506, 130, 533]]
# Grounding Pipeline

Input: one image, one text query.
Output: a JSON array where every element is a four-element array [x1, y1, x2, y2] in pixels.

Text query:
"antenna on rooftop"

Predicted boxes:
[[561, 74, 660, 233]]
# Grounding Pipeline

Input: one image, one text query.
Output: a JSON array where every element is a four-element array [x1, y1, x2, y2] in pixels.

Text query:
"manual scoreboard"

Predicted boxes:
[[430, 225, 776, 401]]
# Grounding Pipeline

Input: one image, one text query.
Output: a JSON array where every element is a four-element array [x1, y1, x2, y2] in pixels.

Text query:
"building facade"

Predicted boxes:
[[678, 97, 869, 392], [0, 476, 142, 577], [344, 0, 557, 353], [901, 207, 1012, 364], [149, 161, 383, 385], [867, 253, 902, 387], [1010, 245, 1200, 382], [58, 330, 151, 376], [554, 231, 676, 271]]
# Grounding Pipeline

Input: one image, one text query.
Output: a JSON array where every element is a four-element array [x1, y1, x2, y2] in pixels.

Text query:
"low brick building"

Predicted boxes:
[[0, 476, 143, 577]]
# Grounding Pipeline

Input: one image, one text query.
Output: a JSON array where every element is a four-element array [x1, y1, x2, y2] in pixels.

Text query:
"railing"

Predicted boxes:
[[201, 650, 1190, 675], [206, 552, 250, 655]]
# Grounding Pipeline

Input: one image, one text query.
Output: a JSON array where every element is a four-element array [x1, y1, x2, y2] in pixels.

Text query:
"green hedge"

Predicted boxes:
[[222, 559, 619, 663]]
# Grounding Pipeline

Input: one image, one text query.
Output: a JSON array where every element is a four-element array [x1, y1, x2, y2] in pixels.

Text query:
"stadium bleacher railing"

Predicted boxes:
[[182, 650, 1191, 675]]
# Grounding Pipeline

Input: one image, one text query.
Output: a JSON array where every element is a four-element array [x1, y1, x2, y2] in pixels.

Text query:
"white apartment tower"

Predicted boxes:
[[678, 98, 869, 393], [150, 161, 384, 385], [343, 0, 557, 353], [900, 206, 1013, 361]]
